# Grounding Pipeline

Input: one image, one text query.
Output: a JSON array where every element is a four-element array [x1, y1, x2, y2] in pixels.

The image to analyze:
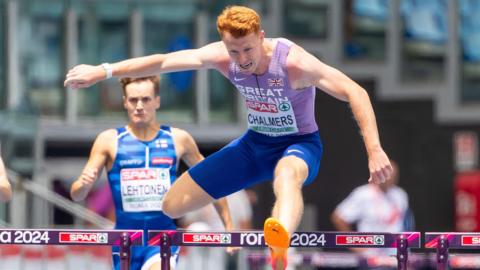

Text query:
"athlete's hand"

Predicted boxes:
[[80, 168, 98, 188], [367, 148, 392, 184], [64, 64, 107, 89]]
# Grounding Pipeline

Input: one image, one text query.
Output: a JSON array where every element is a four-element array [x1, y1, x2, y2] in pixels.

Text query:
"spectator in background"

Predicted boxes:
[[331, 160, 413, 262], [0, 156, 12, 202]]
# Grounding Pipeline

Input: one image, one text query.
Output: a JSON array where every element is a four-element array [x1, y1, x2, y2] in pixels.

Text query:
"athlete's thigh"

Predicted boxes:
[[188, 136, 262, 199], [162, 171, 215, 218], [275, 155, 309, 186], [281, 139, 323, 185]]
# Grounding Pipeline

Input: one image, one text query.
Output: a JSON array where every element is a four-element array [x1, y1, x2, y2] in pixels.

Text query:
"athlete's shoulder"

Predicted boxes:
[[94, 129, 118, 149], [90, 129, 118, 158], [286, 43, 311, 69], [284, 43, 317, 87], [170, 127, 200, 158], [96, 128, 118, 141], [170, 127, 194, 142], [286, 44, 339, 89], [276, 37, 295, 47], [391, 185, 409, 199]]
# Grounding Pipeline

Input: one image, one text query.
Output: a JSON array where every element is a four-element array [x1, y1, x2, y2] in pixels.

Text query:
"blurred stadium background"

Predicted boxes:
[[2, 0, 480, 269]]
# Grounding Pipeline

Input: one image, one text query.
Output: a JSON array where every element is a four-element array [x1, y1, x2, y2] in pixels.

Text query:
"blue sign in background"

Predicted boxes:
[[167, 35, 194, 92]]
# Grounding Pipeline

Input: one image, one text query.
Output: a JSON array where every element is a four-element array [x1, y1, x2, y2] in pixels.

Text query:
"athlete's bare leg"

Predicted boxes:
[[265, 155, 309, 270], [162, 171, 215, 219], [272, 155, 308, 234]]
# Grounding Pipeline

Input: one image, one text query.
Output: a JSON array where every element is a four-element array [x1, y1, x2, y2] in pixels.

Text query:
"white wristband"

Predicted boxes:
[[101, 63, 113, 79]]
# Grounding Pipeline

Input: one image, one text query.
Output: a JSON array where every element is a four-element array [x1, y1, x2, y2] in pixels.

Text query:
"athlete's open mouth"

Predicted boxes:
[[239, 62, 253, 70]]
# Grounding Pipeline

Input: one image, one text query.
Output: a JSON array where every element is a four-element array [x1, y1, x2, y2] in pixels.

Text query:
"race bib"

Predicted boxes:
[[120, 168, 171, 212], [245, 100, 298, 136]]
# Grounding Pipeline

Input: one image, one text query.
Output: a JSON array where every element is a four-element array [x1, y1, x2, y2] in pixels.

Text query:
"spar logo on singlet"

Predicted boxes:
[[59, 232, 108, 244], [246, 100, 278, 113], [336, 235, 385, 246], [461, 235, 480, 246], [183, 233, 232, 244], [121, 169, 159, 180]]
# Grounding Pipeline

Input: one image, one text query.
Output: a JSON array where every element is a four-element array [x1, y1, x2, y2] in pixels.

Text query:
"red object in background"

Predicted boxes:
[[455, 171, 480, 231], [453, 131, 478, 172]]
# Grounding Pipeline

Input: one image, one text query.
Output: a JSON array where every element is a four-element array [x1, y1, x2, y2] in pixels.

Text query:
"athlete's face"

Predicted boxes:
[[222, 31, 264, 74], [123, 81, 160, 126]]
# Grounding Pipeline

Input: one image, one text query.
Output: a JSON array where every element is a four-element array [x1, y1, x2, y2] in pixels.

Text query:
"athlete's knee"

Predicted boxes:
[[274, 156, 308, 183], [162, 193, 182, 219], [162, 201, 181, 219], [273, 177, 303, 195]]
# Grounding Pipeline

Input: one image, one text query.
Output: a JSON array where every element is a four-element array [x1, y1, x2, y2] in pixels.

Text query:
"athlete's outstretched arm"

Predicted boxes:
[[0, 157, 12, 202], [64, 42, 228, 90], [70, 130, 115, 202], [174, 128, 234, 231], [288, 45, 392, 184]]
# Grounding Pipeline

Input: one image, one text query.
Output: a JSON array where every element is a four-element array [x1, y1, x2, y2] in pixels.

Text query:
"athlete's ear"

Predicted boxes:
[[155, 96, 161, 109], [123, 95, 128, 110], [259, 30, 265, 41]]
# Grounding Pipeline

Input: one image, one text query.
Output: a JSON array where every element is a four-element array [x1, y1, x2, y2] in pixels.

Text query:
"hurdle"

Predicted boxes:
[[425, 232, 480, 270], [0, 229, 143, 270], [149, 230, 420, 270], [245, 249, 432, 269]]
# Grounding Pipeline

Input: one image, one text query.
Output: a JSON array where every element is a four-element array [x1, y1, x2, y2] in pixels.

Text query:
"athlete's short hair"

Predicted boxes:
[[217, 5, 261, 38], [119, 76, 160, 96]]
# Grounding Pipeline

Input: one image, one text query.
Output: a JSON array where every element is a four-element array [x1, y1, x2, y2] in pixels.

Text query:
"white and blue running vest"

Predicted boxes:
[[107, 125, 178, 241]]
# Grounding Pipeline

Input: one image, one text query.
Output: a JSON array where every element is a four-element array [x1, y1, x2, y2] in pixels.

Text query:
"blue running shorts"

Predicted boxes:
[[189, 129, 323, 199]]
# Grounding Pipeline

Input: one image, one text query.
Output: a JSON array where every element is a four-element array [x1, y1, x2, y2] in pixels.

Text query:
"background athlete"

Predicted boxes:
[[70, 76, 234, 270], [332, 160, 412, 262], [65, 6, 392, 269]]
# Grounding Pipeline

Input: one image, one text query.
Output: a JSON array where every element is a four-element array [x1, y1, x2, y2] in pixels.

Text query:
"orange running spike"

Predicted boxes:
[[264, 217, 290, 248], [264, 218, 290, 270]]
